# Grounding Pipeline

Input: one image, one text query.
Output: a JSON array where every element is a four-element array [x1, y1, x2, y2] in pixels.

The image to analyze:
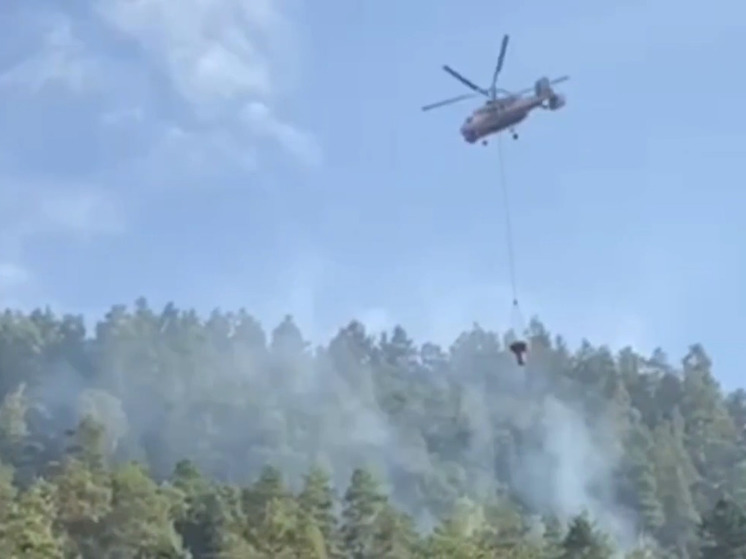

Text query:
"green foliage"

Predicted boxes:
[[0, 301, 742, 556], [699, 498, 746, 558], [560, 514, 613, 559], [341, 468, 387, 558]]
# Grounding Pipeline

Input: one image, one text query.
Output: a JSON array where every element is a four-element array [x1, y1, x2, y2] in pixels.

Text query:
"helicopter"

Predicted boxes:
[[422, 35, 569, 145]]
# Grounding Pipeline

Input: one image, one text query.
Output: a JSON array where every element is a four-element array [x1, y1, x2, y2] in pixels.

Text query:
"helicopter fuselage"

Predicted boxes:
[[421, 33, 570, 143], [460, 95, 543, 144]]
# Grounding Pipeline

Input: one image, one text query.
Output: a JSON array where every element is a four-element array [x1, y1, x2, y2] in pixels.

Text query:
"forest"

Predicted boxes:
[[0, 298, 745, 557]]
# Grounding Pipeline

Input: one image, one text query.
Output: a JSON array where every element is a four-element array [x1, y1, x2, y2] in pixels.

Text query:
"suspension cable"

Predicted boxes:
[[496, 134, 519, 307]]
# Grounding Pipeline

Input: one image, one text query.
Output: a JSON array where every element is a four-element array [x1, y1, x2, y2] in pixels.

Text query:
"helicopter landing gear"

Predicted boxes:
[[510, 128, 518, 140]]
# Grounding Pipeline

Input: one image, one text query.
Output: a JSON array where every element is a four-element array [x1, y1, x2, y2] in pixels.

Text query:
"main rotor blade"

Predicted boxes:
[[491, 34, 510, 91], [422, 93, 477, 111], [442, 66, 488, 96]]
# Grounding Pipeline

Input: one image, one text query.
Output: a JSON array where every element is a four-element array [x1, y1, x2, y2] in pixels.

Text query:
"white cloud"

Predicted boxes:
[[0, 14, 97, 94], [34, 187, 125, 237], [96, 0, 315, 168], [95, 0, 277, 105], [0, 1, 316, 301], [0, 180, 125, 243], [243, 101, 322, 166], [0, 174, 126, 304], [127, 123, 259, 186], [1, 1, 318, 184]]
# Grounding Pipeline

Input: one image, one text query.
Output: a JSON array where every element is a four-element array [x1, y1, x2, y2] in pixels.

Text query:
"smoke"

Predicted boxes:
[[436, 354, 637, 549], [12, 305, 638, 550], [511, 393, 637, 548]]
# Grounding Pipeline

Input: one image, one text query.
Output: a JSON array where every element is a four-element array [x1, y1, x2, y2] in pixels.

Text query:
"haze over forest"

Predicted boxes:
[[2, 0, 746, 556], [0, 300, 744, 557]]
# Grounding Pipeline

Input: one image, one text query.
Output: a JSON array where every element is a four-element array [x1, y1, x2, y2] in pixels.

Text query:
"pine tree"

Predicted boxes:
[[341, 468, 387, 559], [298, 465, 339, 556], [699, 498, 746, 559], [560, 514, 613, 559]]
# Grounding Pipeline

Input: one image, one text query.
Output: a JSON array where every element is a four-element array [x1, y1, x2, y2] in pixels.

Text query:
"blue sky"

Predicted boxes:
[[1, 0, 745, 388]]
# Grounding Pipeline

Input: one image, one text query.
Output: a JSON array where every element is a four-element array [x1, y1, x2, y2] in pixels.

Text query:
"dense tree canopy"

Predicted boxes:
[[0, 299, 744, 557]]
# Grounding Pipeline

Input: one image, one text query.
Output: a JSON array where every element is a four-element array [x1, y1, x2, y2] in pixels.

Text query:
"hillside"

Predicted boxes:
[[0, 299, 744, 557]]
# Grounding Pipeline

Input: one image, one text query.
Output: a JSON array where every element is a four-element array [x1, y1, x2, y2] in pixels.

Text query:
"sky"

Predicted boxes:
[[1, 0, 745, 388]]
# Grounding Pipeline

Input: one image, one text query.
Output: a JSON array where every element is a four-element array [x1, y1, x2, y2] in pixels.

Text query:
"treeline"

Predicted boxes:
[[0, 299, 744, 557], [0, 437, 743, 557]]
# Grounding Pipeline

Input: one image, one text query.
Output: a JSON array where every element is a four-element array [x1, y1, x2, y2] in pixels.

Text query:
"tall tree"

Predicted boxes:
[[298, 465, 339, 556], [341, 468, 387, 559], [560, 514, 613, 559], [699, 498, 746, 559]]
